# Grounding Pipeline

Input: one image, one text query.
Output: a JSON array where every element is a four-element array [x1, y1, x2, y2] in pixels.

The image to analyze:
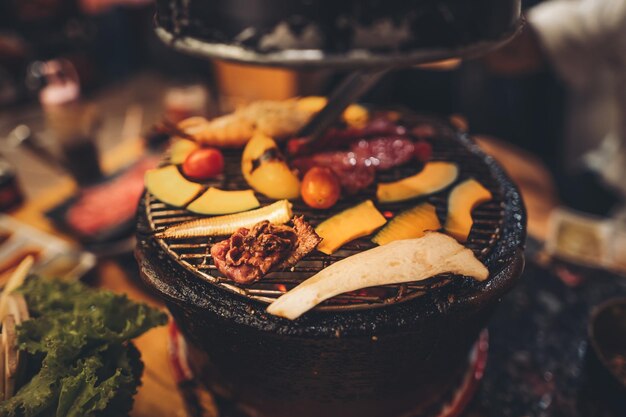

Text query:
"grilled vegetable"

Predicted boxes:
[[296, 96, 328, 113], [342, 103, 369, 128], [182, 148, 224, 180], [176, 115, 255, 148], [170, 139, 199, 164], [301, 167, 340, 209], [241, 132, 300, 200], [155, 200, 293, 239], [315, 200, 386, 254], [187, 187, 260, 215], [376, 162, 458, 203], [444, 178, 493, 242], [296, 96, 369, 128], [372, 203, 441, 245], [267, 232, 489, 320], [145, 165, 203, 207], [177, 99, 314, 148]]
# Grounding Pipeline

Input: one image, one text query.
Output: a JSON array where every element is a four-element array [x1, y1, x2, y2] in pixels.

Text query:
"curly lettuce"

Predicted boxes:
[[0, 277, 167, 417]]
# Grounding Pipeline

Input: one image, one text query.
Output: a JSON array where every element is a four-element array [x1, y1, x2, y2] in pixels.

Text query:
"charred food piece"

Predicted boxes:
[[211, 221, 296, 284], [276, 216, 322, 270], [211, 217, 320, 284]]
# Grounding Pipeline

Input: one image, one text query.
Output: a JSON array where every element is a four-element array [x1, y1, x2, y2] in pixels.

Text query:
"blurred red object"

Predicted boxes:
[[79, 0, 152, 15], [65, 157, 158, 236]]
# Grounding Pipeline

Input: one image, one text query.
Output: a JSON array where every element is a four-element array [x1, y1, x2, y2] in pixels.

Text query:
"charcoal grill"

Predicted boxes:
[[144, 1, 525, 414], [143, 115, 505, 310], [135, 113, 525, 417]]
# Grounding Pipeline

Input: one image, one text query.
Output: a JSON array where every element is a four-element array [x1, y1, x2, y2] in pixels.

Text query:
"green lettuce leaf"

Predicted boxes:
[[0, 277, 167, 417], [55, 345, 142, 417], [0, 363, 59, 417]]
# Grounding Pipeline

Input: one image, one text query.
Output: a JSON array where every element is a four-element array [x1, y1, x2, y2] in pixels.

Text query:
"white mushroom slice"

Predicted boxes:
[[3, 315, 17, 400], [267, 232, 488, 320]]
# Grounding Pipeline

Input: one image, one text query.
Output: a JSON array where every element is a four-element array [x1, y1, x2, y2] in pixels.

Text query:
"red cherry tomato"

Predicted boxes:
[[414, 140, 433, 163], [182, 148, 224, 180], [301, 167, 340, 209]]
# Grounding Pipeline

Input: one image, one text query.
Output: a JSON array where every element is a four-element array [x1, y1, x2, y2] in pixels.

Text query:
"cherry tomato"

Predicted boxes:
[[182, 148, 224, 180], [414, 140, 433, 163], [301, 167, 340, 209]]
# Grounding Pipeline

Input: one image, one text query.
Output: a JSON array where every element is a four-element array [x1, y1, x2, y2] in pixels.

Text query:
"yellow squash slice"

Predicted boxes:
[[241, 132, 300, 200], [377, 162, 458, 203], [444, 178, 493, 242], [372, 203, 441, 245], [155, 200, 292, 239], [187, 187, 260, 215], [145, 165, 203, 207], [170, 139, 199, 164], [315, 200, 386, 255]]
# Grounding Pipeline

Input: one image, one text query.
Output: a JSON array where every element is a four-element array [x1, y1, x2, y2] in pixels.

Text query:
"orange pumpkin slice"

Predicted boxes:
[[315, 200, 386, 255], [372, 203, 441, 245], [444, 178, 493, 242], [376, 162, 458, 203]]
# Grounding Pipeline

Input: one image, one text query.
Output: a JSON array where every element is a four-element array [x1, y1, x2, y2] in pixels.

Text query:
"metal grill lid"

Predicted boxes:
[[154, 0, 522, 68]]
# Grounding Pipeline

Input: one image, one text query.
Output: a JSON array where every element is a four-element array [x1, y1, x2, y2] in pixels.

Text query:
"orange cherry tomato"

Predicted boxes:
[[182, 148, 224, 180], [301, 167, 340, 209]]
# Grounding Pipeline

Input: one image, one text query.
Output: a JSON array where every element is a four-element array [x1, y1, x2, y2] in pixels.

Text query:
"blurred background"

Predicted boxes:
[[1, 0, 622, 215], [0, 0, 573, 200]]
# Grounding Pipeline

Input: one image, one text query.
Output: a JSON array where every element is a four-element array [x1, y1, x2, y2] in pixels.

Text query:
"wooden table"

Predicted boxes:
[[8, 135, 558, 417]]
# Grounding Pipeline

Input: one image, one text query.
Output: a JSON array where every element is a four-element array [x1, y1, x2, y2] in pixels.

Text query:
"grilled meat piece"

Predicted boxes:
[[287, 117, 406, 155], [211, 221, 296, 284], [211, 217, 320, 284], [276, 216, 322, 270], [350, 137, 415, 170], [291, 152, 375, 194], [291, 136, 415, 194]]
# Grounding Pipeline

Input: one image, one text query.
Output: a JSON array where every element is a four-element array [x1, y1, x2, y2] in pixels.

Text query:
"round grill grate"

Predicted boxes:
[[145, 116, 505, 311]]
